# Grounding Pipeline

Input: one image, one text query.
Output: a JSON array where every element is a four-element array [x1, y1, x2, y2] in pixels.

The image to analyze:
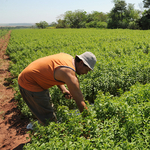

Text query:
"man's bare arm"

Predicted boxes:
[[55, 67, 87, 112]]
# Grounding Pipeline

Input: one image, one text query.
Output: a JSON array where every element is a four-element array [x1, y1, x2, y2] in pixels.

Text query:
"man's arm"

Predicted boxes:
[[57, 85, 73, 99], [55, 67, 87, 112]]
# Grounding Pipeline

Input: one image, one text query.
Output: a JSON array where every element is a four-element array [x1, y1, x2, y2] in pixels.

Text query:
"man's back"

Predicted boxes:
[[18, 53, 75, 92]]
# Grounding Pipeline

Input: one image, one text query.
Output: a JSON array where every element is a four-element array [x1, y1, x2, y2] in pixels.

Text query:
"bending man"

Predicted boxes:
[[18, 52, 96, 125]]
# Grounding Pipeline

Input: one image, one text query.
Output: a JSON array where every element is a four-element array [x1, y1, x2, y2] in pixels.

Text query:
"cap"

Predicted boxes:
[[76, 52, 97, 70]]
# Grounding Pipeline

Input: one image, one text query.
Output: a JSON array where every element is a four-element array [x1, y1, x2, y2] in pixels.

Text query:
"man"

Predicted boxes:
[[18, 52, 96, 125]]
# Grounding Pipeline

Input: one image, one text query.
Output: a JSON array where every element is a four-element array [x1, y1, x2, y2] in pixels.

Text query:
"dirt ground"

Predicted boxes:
[[0, 31, 30, 150]]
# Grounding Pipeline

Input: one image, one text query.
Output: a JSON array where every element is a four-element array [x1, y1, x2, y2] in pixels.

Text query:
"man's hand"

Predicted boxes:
[[63, 93, 72, 99], [57, 85, 73, 99]]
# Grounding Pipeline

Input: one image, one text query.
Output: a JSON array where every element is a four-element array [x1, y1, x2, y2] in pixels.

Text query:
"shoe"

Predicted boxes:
[[26, 122, 34, 130], [26, 120, 41, 130]]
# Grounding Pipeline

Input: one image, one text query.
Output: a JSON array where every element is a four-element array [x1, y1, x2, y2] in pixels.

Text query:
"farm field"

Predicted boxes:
[[6, 28, 150, 149]]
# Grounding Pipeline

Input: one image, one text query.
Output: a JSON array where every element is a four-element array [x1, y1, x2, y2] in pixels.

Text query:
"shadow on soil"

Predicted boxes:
[[13, 142, 30, 150], [5, 98, 30, 135], [5, 98, 31, 150]]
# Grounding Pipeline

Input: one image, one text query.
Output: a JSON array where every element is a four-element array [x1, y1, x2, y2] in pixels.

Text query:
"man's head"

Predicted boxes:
[[75, 52, 97, 75]]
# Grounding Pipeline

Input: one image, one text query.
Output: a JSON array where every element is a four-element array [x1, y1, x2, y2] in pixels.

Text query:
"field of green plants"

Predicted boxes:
[[6, 29, 150, 149]]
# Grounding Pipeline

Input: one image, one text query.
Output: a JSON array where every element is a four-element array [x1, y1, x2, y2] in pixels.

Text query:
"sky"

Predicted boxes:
[[0, 0, 144, 24]]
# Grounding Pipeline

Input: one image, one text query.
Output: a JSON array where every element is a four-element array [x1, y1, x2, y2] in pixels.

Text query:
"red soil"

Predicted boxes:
[[0, 31, 30, 150]]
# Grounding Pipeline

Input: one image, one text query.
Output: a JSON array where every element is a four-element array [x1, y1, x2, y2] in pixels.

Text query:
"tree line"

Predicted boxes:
[[36, 0, 150, 30]]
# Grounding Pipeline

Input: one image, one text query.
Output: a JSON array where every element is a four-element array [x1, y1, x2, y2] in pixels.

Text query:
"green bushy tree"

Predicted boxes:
[[138, 9, 150, 29], [138, 0, 150, 29], [56, 10, 108, 28], [64, 10, 87, 28], [128, 21, 139, 29], [56, 19, 69, 28], [143, 0, 150, 8], [96, 22, 107, 28], [85, 21, 97, 28], [36, 21, 48, 29], [108, 0, 140, 29]]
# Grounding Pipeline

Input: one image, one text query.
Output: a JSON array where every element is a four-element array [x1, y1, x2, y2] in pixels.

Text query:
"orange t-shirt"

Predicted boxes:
[[18, 53, 76, 92]]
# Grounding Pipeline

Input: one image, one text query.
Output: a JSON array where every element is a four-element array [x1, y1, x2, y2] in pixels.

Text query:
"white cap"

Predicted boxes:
[[76, 52, 97, 70]]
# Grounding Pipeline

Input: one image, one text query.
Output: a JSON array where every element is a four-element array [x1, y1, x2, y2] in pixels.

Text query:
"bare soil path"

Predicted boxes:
[[0, 31, 30, 150]]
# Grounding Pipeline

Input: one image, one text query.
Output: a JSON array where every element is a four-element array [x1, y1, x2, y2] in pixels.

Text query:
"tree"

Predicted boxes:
[[56, 10, 87, 28], [113, 0, 127, 20], [108, 0, 141, 29], [143, 0, 150, 8], [137, 0, 150, 29], [126, 3, 140, 21], [89, 11, 108, 22], [36, 21, 48, 29], [50, 22, 57, 26], [125, 3, 141, 29], [138, 9, 150, 29], [56, 19, 68, 28], [108, 0, 128, 28], [86, 11, 108, 28], [64, 10, 87, 28]]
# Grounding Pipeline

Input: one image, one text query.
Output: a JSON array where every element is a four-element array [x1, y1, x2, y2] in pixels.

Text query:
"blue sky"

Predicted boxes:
[[0, 0, 143, 24]]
